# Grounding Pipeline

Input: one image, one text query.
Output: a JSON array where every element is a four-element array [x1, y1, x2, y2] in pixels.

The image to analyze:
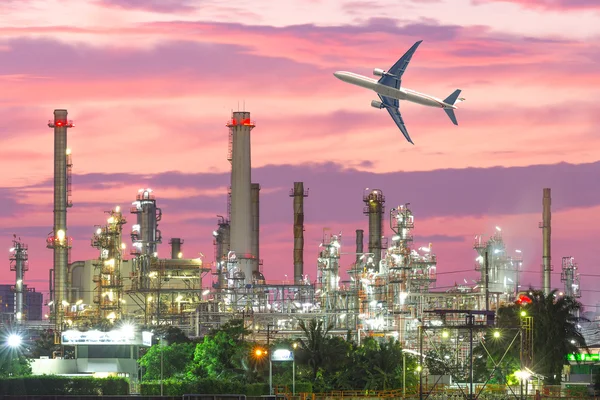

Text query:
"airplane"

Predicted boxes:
[[333, 40, 465, 144]]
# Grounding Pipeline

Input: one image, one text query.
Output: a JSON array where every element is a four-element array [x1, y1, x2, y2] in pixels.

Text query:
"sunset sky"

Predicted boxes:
[[1, 0, 599, 310]]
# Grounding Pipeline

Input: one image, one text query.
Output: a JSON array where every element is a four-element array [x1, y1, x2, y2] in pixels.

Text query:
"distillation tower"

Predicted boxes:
[[10, 236, 28, 323], [47, 109, 74, 334], [561, 257, 581, 298], [91, 206, 127, 321], [363, 189, 386, 271], [213, 216, 231, 290], [473, 228, 521, 306]]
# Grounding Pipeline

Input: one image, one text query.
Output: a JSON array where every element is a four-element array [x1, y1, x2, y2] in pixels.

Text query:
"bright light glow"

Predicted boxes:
[[495, 226, 501, 232], [392, 235, 400, 241], [76, 299, 83, 305], [96, 228, 102, 235], [120, 322, 136, 338], [57, 229, 65, 241], [7, 334, 22, 348], [121, 243, 126, 250], [115, 205, 120, 213], [520, 311, 527, 317], [212, 230, 219, 237], [419, 246, 430, 252], [66, 148, 71, 155], [175, 295, 183, 302], [202, 289, 210, 296], [16, 312, 22, 320], [177, 252, 183, 259], [107, 216, 115, 224], [493, 331, 500, 338], [514, 370, 531, 381], [61, 300, 69, 306], [9, 247, 14, 252], [515, 249, 522, 253], [442, 331, 449, 338]]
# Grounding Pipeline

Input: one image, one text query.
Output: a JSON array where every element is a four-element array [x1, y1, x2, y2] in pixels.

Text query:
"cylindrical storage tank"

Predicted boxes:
[[170, 238, 183, 259], [363, 189, 385, 271]]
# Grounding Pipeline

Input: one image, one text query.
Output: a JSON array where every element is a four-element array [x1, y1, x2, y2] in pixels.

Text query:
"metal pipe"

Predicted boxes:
[[542, 188, 552, 295], [215, 216, 230, 289], [251, 183, 260, 275], [355, 229, 364, 266], [170, 238, 183, 259], [228, 111, 255, 283], [290, 182, 308, 283]]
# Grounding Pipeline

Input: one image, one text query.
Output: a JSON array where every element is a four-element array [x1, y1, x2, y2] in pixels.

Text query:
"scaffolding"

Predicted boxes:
[[561, 256, 581, 298], [91, 206, 127, 321], [9, 235, 28, 323]]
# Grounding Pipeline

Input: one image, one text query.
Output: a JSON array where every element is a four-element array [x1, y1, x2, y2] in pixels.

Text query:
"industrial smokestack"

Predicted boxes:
[[363, 189, 385, 271], [170, 238, 183, 259], [130, 189, 162, 256], [541, 188, 552, 295], [10, 236, 28, 323], [251, 183, 261, 276], [290, 182, 309, 283], [47, 109, 73, 331], [227, 111, 255, 283], [355, 229, 364, 266]]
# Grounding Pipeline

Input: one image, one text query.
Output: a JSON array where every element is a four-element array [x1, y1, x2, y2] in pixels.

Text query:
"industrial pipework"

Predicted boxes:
[[91, 206, 127, 321], [227, 111, 255, 284], [363, 188, 385, 271], [290, 182, 309, 283], [355, 229, 364, 266], [9, 236, 28, 323], [170, 238, 184, 259], [47, 109, 74, 334], [561, 256, 581, 298], [213, 216, 231, 289], [251, 183, 261, 277], [541, 188, 552, 295]]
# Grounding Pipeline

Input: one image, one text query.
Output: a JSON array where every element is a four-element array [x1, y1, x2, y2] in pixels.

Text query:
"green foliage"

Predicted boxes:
[[153, 325, 192, 344], [30, 329, 60, 359], [138, 341, 195, 380], [0, 352, 31, 377], [140, 378, 312, 396], [0, 376, 128, 395]]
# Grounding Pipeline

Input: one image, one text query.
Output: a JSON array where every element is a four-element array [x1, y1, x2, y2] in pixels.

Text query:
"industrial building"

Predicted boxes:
[[3, 108, 590, 390]]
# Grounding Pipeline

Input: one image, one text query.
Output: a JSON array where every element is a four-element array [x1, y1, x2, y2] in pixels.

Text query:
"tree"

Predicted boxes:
[[296, 318, 334, 380], [187, 319, 251, 379], [0, 351, 31, 377], [138, 342, 195, 380], [524, 289, 587, 384], [30, 329, 60, 358]]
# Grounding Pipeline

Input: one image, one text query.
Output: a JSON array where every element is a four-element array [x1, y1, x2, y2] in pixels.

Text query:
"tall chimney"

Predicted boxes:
[[10, 236, 28, 323], [130, 189, 162, 256], [251, 183, 261, 276], [170, 238, 183, 259], [47, 109, 73, 332], [290, 182, 309, 283], [355, 229, 364, 265], [227, 111, 255, 283], [363, 189, 385, 271], [541, 188, 552, 295]]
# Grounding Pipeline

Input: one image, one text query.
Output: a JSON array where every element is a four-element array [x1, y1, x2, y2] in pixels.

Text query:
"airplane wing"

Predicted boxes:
[[378, 94, 414, 144], [377, 40, 423, 89]]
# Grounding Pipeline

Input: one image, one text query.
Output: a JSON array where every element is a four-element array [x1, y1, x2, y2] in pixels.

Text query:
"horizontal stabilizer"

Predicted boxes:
[[444, 109, 458, 125], [443, 89, 462, 106]]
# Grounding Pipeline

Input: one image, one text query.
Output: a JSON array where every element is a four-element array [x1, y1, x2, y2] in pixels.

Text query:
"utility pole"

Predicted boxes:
[[485, 250, 490, 311]]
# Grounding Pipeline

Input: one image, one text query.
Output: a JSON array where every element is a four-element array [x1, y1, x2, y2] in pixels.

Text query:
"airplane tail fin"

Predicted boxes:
[[443, 89, 463, 125], [444, 109, 458, 125], [443, 89, 462, 105]]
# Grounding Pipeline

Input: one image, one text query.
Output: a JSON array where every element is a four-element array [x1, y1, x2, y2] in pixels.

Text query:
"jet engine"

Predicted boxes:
[[371, 100, 384, 109], [373, 68, 386, 76]]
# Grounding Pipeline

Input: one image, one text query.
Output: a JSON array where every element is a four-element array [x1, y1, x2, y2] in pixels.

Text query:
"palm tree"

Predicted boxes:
[[523, 288, 587, 384], [296, 318, 334, 380]]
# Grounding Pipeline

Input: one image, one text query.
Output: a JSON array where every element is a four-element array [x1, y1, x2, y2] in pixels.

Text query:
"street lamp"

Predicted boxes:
[[6, 334, 22, 348]]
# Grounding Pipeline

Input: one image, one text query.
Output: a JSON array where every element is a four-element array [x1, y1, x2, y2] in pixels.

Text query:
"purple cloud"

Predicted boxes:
[[97, 0, 198, 13]]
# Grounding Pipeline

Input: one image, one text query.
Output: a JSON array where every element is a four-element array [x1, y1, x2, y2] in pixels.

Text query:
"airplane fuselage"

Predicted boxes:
[[333, 71, 456, 109]]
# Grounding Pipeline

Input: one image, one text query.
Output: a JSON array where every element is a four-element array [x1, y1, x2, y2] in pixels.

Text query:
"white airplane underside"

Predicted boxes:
[[334, 40, 465, 144]]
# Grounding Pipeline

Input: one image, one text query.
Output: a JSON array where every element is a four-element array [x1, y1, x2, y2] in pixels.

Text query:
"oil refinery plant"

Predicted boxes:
[[5, 109, 586, 388]]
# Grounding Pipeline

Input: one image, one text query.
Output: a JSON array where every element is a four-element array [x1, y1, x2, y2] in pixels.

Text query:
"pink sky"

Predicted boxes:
[[1, 0, 600, 310]]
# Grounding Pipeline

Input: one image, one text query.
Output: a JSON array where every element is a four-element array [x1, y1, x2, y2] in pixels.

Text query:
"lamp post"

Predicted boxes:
[[292, 342, 298, 395], [159, 336, 165, 396]]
